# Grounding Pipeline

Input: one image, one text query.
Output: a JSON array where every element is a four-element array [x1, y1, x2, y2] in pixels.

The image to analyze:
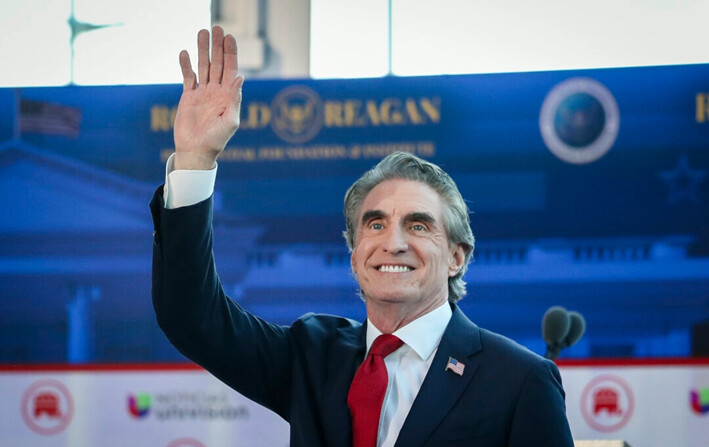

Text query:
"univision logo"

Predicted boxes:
[[128, 393, 151, 418], [690, 387, 709, 415], [126, 390, 249, 421]]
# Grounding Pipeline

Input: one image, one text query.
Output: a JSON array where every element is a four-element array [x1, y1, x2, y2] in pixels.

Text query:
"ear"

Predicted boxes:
[[448, 243, 466, 277], [350, 249, 358, 277]]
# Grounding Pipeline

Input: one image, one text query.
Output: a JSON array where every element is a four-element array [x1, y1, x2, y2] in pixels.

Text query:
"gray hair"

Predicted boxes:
[[343, 152, 475, 302]]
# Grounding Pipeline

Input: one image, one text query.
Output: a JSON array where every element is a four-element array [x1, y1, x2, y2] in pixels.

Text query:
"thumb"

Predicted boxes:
[[231, 75, 245, 107], [226, 75, 245, 128]]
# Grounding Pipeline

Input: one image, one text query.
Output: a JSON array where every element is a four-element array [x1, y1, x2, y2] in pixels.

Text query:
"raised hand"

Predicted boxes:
[[173, 26, 245, 170]]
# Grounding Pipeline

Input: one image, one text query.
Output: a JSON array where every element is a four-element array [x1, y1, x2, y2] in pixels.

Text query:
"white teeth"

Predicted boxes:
[[378, 265, 412, 273]]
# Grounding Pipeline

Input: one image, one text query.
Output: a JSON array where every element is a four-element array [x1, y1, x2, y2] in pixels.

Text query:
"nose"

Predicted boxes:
[[382, 224, 409, 254]]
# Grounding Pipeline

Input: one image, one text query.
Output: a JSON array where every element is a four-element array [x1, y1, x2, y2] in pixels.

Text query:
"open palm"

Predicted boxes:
[[173, 26, 244, 170]]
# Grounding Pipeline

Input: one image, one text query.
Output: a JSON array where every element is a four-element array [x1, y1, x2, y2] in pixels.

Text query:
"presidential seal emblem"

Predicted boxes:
[[539, 77, 620, 165], [271, 85, 323, 144]]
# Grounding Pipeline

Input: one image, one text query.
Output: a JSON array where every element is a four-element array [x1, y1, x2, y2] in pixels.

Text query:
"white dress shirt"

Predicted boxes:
[[162, 154, 216, 209], [163, 154, 454, 446], [366, 303, 452, 447]]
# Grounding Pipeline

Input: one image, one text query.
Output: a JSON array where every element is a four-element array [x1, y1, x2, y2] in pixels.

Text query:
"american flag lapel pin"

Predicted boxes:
[[445, 356, 465, 376]]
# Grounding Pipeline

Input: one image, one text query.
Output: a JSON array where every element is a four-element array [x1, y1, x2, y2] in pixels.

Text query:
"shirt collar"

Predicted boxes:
[[365, 302, 453, 361]]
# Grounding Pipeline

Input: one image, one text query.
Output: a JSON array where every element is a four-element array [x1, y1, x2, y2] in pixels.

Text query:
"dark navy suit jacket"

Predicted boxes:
[[150, 187, 574, 447]]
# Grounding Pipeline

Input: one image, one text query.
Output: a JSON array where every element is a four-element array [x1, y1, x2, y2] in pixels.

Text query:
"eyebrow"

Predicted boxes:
[[360, 210, 437, 227], [361, 210, 385, 226], [403, 212, 437, 227]]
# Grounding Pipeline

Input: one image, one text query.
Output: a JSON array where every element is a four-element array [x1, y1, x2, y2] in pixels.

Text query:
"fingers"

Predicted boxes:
[[179, 50, 196, 91], [223, 34, 239, 83], [197, 28, 210, 85], [190, 26, 237, 87], [210, 26, 225, 84]]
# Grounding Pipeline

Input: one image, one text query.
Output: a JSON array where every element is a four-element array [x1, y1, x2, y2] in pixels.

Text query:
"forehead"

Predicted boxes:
[[358, 178, 445, 221]]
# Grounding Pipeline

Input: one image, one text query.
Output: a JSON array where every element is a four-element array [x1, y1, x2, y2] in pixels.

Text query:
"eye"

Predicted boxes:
[[370, 222, 384, 230], [411, 224, 426, 232]]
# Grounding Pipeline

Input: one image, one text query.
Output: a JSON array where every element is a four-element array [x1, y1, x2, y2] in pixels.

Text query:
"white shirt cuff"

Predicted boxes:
[[163, 153, 217, 209]]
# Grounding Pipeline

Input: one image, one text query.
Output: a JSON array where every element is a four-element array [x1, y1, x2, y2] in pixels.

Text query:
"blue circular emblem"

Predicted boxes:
[[540, 78, 619, 164]]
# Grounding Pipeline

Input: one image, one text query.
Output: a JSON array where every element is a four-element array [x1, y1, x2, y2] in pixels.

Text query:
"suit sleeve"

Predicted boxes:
[[507, 359, 575, 447], [150, 186, 292, 419]]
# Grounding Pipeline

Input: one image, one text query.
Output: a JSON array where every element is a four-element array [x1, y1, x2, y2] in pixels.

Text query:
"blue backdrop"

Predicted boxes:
[[1, 63, 708, 363]]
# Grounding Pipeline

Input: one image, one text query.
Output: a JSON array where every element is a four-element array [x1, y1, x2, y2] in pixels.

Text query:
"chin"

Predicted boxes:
[[364, 291, 412, 304]]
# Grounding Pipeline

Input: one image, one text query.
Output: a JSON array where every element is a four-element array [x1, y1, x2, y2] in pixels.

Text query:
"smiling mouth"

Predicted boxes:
[[377, 265, 414, 273]]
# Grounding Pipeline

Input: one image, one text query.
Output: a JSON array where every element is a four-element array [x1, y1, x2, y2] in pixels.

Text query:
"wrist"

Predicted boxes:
[[173, 152, 218, 170]]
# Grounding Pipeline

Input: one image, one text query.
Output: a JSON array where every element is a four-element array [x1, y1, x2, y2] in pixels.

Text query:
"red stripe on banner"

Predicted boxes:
[[556, 357, 709, 367], [1, 358, 708, 373], [0, 363, 204, 373]]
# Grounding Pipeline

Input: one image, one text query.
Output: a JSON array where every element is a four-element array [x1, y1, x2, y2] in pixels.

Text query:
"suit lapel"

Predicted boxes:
[[394, 305, 482, 447], [321, 321, 366, 447]]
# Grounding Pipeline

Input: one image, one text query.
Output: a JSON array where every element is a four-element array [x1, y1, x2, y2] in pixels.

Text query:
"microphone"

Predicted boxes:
[[561, 311, 586, 349], [542, 306, 570, 360]]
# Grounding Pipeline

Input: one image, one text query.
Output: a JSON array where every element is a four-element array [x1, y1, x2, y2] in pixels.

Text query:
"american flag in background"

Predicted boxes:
[[19, 99, 82, 138], [445, 357, 465, 376]]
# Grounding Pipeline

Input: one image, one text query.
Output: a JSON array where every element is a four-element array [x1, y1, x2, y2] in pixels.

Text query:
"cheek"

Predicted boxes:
[[351, 244, 369, 274]]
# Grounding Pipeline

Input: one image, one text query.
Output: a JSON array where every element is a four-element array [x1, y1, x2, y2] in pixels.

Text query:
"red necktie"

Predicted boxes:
[[348, 334, 404, 447]]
